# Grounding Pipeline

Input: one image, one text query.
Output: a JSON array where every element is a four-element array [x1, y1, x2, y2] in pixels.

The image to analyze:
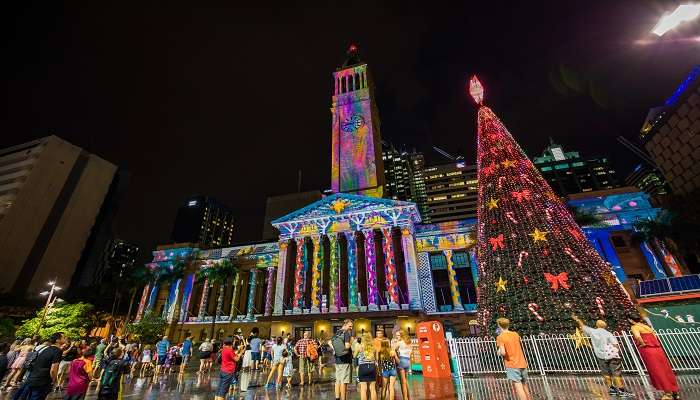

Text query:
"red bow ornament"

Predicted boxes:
[[544, 272, 571, 291], [482, 162, 498, 177], [488, 234, 505, 251], [511, 189, 532, 203]]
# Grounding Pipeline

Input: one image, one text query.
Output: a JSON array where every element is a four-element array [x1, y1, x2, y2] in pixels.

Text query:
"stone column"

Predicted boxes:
[[246, 269, 258, 319], [293, 237, 307, 312], [597, 231, 627, 282], [273, 241, 289, 315], [146, 283, 159, 312], [468, 250, 479, 286], [345, 231, 359, 312], [400, 226, 422, 310], [228, 271, 241, 320], [639, 240, 668, 279], [328, 233, 340, 313], [264, 267, 277, 316], [363, 229, 379, 310], [135, 283, 151, 321], [310, 235, 323, 313], [179, 273, 195, 323], [381, 227, 400, 309], [416, 252, 437, 313], [443, 250, 464, 311]]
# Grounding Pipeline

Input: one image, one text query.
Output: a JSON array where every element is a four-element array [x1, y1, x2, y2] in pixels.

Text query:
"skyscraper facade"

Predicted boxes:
[[382, 144, 413, 202], [533, 141, 620, 196], [640, 65, 700, 195], [423, 162, 478, 223], [625, 164, 668, 196], [0, 136, 118, 297], [170, 195, 234, 248]]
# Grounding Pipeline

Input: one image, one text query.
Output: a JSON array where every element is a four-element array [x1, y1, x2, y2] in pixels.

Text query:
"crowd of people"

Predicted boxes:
[[0, 313, 685, 400]]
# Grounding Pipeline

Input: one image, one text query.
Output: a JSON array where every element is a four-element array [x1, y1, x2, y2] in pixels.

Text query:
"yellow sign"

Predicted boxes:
[[363, 215, 388, 228], [299, 224, 318, 236]]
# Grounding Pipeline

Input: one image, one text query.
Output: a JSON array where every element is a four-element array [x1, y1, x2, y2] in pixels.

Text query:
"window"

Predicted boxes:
[[430, 254, 447, 270], [452, 252, 469, 268]]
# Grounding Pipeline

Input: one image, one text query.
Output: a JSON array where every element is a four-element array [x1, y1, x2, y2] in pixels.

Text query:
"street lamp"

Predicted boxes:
[[652, 4, 700, 36], [35, 280, 62, 337]]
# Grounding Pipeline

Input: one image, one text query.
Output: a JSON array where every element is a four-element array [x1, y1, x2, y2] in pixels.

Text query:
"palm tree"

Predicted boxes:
[[123, 266, 155, 325], [157, 260, 186, 320], [567, 205, 605, 228]]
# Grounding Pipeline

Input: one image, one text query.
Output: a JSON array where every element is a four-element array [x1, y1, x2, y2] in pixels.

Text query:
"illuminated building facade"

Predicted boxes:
[[330, 46, 385, 197], [625, 164, 668, 196], [171, 195, 234, 248], [423, 162, 478, 223], [640, 65, 700, 195], [533, 141, 620, 196]]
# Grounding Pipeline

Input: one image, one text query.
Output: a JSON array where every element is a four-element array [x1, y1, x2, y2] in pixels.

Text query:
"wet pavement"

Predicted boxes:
[[2, 367, 700, 399]]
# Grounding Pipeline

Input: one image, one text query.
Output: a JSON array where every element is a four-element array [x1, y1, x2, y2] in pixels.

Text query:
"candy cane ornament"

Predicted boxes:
[[517, 251, 529, 268], [528, 303, 544, 322], [498, 176, 506, 189], [564, 247, 581, 263], [505, 211, 518, 224], [595, 297, 605, 316]]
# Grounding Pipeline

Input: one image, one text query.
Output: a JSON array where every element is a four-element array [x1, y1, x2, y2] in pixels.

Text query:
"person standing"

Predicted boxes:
[[198, 339, 213, 374], [180, 335, 193, 375], [264, 337, 286, 388], [249, 333, 262, 371], [92, 339, 107, 380], [214, 337, 238, 400], [629, 315, 680, 400], [4, 338, 33, 389], [57, 341, 79, 390], [97, 348, 130, 400], [0, 343, 9, 386], [332, 319, 354, 400], [294, 331, 317, 386], [154, 336, 170, 376], [378, 339, 397, 400], [393, 330, 412, 400], [572, 315, 634, 397], [355, 333, 378, 400], [64, 349, 93, 400], [495, 318, 531, 400], [12, 332, 65, 400]]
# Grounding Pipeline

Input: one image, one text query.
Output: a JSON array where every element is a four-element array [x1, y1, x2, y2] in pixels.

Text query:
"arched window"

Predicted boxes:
[[354, 73, 360, 90]]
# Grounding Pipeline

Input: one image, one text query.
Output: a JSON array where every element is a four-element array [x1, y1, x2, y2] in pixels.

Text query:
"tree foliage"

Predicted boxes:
[[125, 310, 166, 345], [16, 302, 93, 340]]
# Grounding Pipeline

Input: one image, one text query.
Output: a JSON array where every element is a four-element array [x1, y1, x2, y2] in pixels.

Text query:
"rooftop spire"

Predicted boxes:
[[341, 43, 362, 68]]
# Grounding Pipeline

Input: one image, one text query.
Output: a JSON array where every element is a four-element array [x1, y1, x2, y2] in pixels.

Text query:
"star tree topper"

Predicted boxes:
[[469, 75, 484, 105]]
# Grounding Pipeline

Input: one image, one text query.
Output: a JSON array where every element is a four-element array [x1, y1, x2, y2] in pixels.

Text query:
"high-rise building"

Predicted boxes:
[[382, 144, 413, 202], [330, 45, 385, 197], [0, 136, 118, 297], [89, 239, 140, 284], [532, 140, 620, 196], [640, 65, 700, 195], [409, 152, 429, 220], [423, 162, 478, 223], [625, 164, 668, 196], [170, 195, 234, 248]]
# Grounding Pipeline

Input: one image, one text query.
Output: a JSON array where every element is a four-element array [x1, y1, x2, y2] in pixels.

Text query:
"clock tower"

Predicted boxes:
[[330, 45, 385, 197]]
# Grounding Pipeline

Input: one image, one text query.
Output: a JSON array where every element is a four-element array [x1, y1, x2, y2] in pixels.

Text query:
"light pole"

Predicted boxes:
[[35, 280, 62, 337]]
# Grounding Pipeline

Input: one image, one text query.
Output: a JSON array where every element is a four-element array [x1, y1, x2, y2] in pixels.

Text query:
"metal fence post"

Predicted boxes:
[[529, 336, 547, 376], [620, 332, 645, 377]]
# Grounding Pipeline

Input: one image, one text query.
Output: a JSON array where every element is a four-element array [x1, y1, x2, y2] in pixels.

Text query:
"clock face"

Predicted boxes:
[[341, 114, 366, 133]]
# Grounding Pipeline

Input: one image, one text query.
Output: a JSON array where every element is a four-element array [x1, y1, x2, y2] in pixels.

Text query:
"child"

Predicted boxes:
[[163, 345, 178, 374], [379, 339, 397, 400], [64, 349, 94, 400], [140, 345, 154, 378], [281, 349, 293, 390]]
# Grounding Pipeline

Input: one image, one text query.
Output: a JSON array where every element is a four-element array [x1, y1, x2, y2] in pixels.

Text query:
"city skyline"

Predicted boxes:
[[2, 2, 698, 257]]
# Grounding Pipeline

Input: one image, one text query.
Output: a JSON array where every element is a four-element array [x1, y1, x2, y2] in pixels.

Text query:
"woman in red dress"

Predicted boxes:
[[629, 315, 680, 400]]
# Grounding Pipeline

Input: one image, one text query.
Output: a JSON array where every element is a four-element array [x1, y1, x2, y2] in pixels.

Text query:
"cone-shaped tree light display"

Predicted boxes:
[[470, 76, 635, 335]]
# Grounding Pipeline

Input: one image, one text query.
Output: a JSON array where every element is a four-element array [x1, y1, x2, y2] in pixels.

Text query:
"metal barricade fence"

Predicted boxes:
[[447, 328, 700, 376]]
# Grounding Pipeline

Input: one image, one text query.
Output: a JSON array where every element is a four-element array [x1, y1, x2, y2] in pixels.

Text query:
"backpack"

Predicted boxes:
[[22, 345, 48, 370], [331, 332, 348, 357], [99, 359, 123, 395], [306, 341, 319, 361]]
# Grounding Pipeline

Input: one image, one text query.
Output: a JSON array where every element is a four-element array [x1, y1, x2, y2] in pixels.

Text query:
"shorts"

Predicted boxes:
[[217, 372, 234, 396], [181, 354, 190, 365], [299, 357, 314, 374], [251, 352, 261, 362], [597, 357, 622, 377], [382, 368, 397, 378], [506, 367, 528, 383], [157, 356, 167, 366], [335, 363, 352, 384], [358, 363, 376, 383], [200, 351, 211, 359], [398, 356, 411, 370], [264, 352, 272, 360]]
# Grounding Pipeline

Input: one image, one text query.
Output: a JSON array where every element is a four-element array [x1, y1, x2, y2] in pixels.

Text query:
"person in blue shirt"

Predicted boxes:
[[179, 335, 193, 375], [155, 336, 170, 376], [249, 334, 262, 371]]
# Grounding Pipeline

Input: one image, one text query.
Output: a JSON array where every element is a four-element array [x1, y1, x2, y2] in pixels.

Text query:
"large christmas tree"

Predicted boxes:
[[470, 76, 635, 335]]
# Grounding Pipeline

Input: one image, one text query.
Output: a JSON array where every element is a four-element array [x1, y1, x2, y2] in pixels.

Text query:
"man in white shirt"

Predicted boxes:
[[572, 315, 634, 397]]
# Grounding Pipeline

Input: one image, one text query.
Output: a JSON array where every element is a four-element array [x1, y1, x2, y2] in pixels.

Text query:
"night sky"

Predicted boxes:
[[3, 2, 698, 261]]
